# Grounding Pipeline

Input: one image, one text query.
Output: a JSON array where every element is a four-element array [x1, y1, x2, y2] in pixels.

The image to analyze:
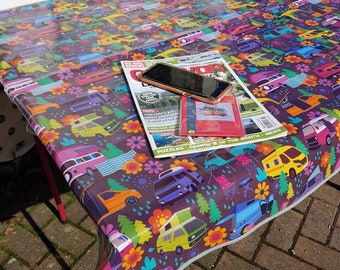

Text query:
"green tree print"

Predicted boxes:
[[209, 198, 222, 223], [196, 193, 210, 215], [135, 220, 152, 245], [118, 215, 139, 247]]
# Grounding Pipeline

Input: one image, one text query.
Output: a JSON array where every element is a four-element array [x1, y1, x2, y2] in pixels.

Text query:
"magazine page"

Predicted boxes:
[[180, 95, 245, 137], [121, 51, 287, 158]]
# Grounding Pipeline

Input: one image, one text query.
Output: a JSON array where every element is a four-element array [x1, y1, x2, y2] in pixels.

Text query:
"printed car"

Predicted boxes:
[[313, 62, 340, 79], [285, 95, 328, 117], [153, 167, 203, 205], [247, 52, 283, 67], [249, 71, 288, 92]]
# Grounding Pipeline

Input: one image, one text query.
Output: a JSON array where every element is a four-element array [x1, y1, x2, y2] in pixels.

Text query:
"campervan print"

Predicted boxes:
[[0, 1, 339, 270]]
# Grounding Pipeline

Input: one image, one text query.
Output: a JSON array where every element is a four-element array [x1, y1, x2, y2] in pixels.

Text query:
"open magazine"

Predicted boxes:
[[121, 51, 287, 158]]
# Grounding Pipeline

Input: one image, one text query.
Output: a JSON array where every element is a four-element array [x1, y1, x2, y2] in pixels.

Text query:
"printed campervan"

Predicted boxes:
[[156, 208, 207, 254], [262, 146, 308, 179]]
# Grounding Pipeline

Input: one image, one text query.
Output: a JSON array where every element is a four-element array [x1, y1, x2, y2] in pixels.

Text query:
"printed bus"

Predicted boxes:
[[217, 194, 274, 240], [157, 208, 207, 254], [69, 90, 110, 112], [54, 145, 107, 185], [74, 69, 119, 86], [302, 114, 338, 150], [177, 30, 204, 45], [249, 71, 288, 93], [3, 77, 39, 99], [71, 113, 120, 138]]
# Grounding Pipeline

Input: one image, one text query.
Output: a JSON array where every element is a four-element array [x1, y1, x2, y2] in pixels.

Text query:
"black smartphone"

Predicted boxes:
[[139, 63, 232, 104]]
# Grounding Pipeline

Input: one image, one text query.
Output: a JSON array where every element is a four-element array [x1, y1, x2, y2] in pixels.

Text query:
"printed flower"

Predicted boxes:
[[296, 63, 310, 73], [300, 40, 313, 46], [320, 151, 330, 168], [214, 23, 225, 31], [215, 33, 228, 42], [305, 20, 318, 26], [132, 174, 152, 190], [229, 63, 245, 71], [89, 85, 108, 93], [50, 85, 67, 95], [126, 135, 146, 150], [79, 17, 92, 23], [306, 111, 322, 120], [0, 70, 7, 77], [171, 39, 183, 48], [144, 160, 163, 174], [67, 86, 82, 95], [148, 208, 172, 234], [40, 129, 59, 145], [118, 25, 131, 31], [252, 87, 267, 97], [170, 159, 197, 171], [134, 153, 148, 163], [336, 123, 340, 140], [131, 53, 146, 61], [303, 75, 317, 87], [160, 25, 173, 31], [57, 70, 74, 80], [285, 55, 302, 63], [204, 226, 227, 247], [256, 143, 274, 155], [208, 19, 220, 25], [123, 120, 142, 133], [262, 13, 274, 19], [16, 23, 34, 30], [318, 78, 332, 87], [122, 246, 144, 270], [57, 62, 78, 70], [60, 114, 81, 126], [336, 143, 340, 154], [91, 46, 104, 52], [304, 160, 315, 176], [7, 37, 24, 46], [122, 160, 143, 175], [254, 181, 270, 200], [282, 122, 298, 135], [237, 52, 250, 60]]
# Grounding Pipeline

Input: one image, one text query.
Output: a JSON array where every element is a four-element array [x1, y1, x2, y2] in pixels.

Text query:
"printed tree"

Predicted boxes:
[[270, 200, 279, 216], [36, 97, 49, 104], [209, 198, 222, 223], [102, 106, 113, 115], [113, 107, 128, 119], [37, 115, 51, 130], [135, 220, 152, 245], [0, 61, 10, 69], [107, 178, 127, 190], [291, 136, 308, 156], [50, 119, 63, 130], [102, 143, 124, 158], [330, 146, 336, 167], [286, 182, 294, 200], [118, 214, 139, 247], [279, 171, 288, 195], [196, 193, 210, 215]]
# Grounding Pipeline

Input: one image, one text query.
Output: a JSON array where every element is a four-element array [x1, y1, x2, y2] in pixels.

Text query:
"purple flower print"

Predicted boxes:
[[144, 160, 163, 174], [126, 136, 146, 150], [57, 70, 74, 80], [304, 160, 314, 176], [296, 63, 310, 73], [67, 86, 82, 95]]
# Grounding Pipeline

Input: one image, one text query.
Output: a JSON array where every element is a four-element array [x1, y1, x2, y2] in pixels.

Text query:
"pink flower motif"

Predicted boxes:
[[144, 160, 163, 174], [57, 69, 74, 80], [304, 160, 314, 176], [126, 136, 146, 150]]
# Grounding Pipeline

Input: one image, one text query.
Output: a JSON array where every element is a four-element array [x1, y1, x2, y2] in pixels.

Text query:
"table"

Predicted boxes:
[[0, 1, 339, 269]]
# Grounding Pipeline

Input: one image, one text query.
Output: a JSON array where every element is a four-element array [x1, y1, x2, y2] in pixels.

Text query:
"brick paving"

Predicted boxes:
[[0, 150, 339, 270]]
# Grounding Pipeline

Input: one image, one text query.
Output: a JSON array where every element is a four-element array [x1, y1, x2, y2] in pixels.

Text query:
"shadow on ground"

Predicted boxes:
[[0, 146, 69, 222]]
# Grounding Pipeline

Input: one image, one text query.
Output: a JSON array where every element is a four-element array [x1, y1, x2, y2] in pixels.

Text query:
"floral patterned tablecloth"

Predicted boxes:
[[0, 1, 339, 269]]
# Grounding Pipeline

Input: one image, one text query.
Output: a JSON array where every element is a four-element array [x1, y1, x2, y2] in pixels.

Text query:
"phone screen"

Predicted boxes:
[[141, 63, 230, 99]]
